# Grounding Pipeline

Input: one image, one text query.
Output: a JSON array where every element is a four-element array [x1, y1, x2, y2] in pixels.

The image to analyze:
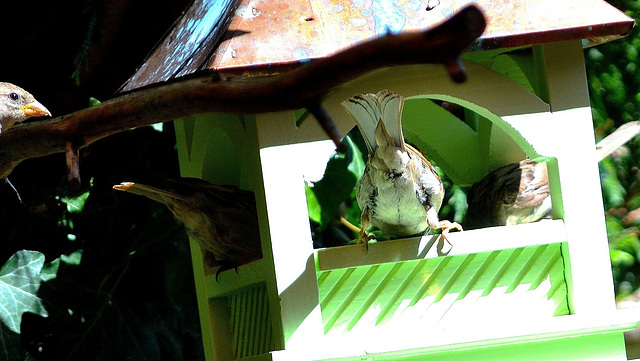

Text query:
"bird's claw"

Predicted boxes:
[[357, 231, 376, 252], [214, 264, 239, 282], [437, 220, 463, 255], [205, 252, 239, 282]]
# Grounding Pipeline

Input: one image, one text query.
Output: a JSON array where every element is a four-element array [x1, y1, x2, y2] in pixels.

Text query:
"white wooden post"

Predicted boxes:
[[252, 111, 326, 350]]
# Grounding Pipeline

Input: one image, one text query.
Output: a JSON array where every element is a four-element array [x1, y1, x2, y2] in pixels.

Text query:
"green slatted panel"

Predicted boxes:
[[317, 244, 568, 337], [229, 283, 274, 359]]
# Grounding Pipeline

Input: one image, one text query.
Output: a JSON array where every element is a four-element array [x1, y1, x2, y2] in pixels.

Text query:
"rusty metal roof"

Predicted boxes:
[[122, 0, 634, 91]]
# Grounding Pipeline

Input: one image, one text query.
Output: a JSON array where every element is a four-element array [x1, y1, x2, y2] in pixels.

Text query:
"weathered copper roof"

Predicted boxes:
[[122, 0, 634, 91]]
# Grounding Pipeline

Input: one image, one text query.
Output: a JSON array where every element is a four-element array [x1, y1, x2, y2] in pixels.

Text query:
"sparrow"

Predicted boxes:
[[464, 159, 551, 230], [113, 178, 262, 278], [0, 83, 51, 202], [0, 82, 51, 133], [341, 90, 462, 249], [464, 121, 640, 229]]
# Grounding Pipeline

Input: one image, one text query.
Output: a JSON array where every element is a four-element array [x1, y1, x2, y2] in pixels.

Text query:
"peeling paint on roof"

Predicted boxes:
[[122, 0, 634, 91]]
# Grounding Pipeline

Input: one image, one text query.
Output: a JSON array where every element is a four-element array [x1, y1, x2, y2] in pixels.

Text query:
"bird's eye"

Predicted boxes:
[[8, 92, 19, 101]]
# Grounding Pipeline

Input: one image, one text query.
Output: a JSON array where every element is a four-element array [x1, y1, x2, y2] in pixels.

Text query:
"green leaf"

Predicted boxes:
[[0, 250, 48, 333], [305, 184, 321, 224], [599, 158, 626, 209], [308, 133, 366, 229], [627, 193, 640, 211], [610, 229, 640, 258], [40, 258, 60, 282], [611, 249, 636, 268], [61, 250, 83, 266], [63, 189, 91, 214], [295, 108, 311, 126], [151, 122, 164, 132], [605, 214, 625, 236], [345, 135, 366, 178], [448, 185, 468, 224]]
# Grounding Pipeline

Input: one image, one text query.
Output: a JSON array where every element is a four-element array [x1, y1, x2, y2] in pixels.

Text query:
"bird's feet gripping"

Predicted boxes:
[[356, 229, 377, 252], [355, 208, 377, 252], [204, 252, 239, 281], [437, 220, 463, 255]]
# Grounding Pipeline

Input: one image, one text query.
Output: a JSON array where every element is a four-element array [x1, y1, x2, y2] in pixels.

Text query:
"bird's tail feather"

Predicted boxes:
[[341, 90, 404, 153]]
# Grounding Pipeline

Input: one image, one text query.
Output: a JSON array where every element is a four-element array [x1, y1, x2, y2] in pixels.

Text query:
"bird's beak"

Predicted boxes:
[[20, 100, 51, 118]]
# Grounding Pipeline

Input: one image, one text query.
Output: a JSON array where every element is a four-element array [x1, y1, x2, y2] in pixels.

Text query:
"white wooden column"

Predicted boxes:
[[251, 111, 325, 350], [508, 40, 617, 314]]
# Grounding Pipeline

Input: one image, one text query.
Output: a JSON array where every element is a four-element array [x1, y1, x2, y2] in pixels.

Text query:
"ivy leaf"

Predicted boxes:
[[0, 250, 48, 333], [305, 184, 322, 224], [345, 135, 367, 178], [40, 258, 60, 282], [307, 133, 366, 229], [63, 189, 91, 214]]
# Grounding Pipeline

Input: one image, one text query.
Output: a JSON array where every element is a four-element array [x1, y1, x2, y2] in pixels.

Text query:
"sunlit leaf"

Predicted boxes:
[[605, 214, 625, 235], [307, 132, 366, 229], [63, 190, 91, 214], [305, 184, 321, 224], [610, 229, 640, 258], [0, 251, 48, 333], [345, 135, 366, 178], [611, 249, 636, 268]]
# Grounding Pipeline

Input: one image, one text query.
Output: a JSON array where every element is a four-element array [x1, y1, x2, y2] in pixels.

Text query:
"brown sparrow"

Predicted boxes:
[[0, 82, 51, 133], [113, 178, 262, 277], [342, 90, 462, 248], [463, 121, 640, 229], [0, 83, 51, 201], [464, 159, 551, 229]]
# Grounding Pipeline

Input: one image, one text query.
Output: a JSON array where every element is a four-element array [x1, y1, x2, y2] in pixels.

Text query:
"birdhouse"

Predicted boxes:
[[122, 1, 638, 360]]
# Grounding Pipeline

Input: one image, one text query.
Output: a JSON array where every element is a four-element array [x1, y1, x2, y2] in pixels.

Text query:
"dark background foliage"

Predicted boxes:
[[0, 0, 201, 360], [1, 0, 639, 360]]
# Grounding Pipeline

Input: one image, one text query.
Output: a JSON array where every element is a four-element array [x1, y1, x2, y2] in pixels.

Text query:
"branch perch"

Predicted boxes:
[[0, 5, 486, 180]]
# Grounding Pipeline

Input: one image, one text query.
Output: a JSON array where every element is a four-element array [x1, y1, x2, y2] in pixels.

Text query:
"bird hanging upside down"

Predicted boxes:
[[341, 90, 462, 249], [113, 178, 262, 278], [463, 121, 640, 229], [464, 159, 552, 230], [0, 82, 51, 201]]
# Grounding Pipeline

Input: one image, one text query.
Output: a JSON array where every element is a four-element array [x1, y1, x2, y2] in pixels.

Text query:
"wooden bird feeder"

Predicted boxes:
[[122, 0, 638, 360]]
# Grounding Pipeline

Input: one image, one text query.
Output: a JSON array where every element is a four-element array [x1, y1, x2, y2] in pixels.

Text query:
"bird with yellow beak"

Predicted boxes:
[[0, 82, 51, 133]]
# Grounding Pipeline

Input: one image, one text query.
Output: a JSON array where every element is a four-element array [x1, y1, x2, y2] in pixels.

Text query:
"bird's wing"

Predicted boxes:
[[342, 90, 405, 153], [465, 161, 524, 229], [407, 144, 444, 210], [167, 178, 255, 209], [512, 160, 550, 210], [482, 159, 551, 226]]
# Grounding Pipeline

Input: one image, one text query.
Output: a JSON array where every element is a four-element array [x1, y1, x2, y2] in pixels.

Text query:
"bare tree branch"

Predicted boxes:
[[0, 5, 485, 180], [596, 121, 640, 161]]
